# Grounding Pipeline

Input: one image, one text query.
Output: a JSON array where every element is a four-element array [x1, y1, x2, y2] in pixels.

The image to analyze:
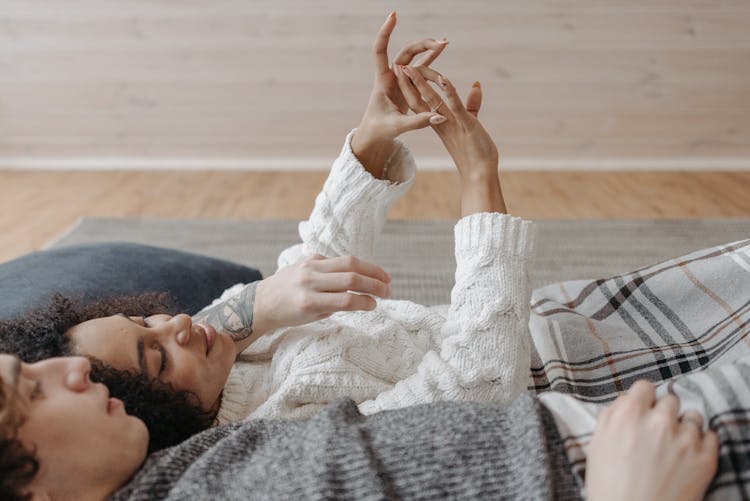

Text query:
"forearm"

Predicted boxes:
[[460, 172, 507, 217], [359, 213, 534, 415], [295, 129, 415, 261], [192, 281, 269, 355]]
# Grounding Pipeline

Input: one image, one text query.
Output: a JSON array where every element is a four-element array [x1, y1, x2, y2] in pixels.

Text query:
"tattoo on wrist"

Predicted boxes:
[[192, 281, 258, 342]]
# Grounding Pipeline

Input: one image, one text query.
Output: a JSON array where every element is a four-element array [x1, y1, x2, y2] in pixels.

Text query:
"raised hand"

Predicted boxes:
[[397, 66, 498, 185], [351, 12, 449, 177], [253, 254, 392, 335], [396, 66, 506, 215], [585, 380, 719, 501]]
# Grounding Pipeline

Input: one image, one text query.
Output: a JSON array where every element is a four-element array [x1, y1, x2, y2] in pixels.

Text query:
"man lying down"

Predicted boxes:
[[0, 355, 717, 501]]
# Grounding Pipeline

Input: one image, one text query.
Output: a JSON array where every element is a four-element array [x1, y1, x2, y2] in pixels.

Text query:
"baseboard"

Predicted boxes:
[[0, 156, 748, 171]]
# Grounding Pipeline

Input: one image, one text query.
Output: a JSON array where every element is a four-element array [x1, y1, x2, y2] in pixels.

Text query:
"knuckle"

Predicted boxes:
[[298, 294, 317, 313], [298, 270, 314, 288], [652, 413, 675, 434], [344, 255, 358, 267], [339, 295, 355, 309], [676, 433, 696, 453], [633, 379, 654, 391], [345, 272, 359, 288]]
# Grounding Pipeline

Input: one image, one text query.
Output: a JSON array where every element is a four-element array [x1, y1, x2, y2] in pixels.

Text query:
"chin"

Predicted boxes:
[[128, 417, 150, 458]]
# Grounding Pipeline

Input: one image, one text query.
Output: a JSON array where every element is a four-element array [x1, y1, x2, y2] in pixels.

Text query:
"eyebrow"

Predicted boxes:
[[10, 357, 21, 394], [137, 338, 149, 376], [118, 313, 149, 376]]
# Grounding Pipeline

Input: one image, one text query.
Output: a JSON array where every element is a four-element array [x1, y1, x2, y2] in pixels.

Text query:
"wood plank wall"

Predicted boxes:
[[0, 0, 748, 169]]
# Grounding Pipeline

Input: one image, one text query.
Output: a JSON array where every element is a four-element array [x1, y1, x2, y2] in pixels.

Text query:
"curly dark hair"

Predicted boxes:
[[0, 366, 37, 501], [88, 360, 215, 453], [0, 293, 217, 453]]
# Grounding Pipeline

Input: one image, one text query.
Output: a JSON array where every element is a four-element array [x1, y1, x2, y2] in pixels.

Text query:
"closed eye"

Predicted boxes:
[[29, 380, 42, 400], [157, 344, 167, 374]]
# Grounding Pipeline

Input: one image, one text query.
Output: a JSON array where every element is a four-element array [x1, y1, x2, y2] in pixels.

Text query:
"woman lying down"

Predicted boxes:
[[0, 355, 718, 500], [3, 13, 537, 441]]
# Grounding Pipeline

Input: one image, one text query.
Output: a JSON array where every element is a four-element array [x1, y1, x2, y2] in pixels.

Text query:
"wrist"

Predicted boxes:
[[351, 128, 397, 179], [250, 279, 274, 337], [460, 174, 507, 216]]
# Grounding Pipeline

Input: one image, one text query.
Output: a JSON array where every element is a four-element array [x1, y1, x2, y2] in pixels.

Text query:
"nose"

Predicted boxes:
[[154, 313, 193, 346], [64, 356, 92, 391], [30, 356, 92, 392]]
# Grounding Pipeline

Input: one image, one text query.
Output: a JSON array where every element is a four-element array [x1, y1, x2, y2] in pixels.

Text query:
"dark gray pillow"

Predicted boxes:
[[0, 242, 263, 320]]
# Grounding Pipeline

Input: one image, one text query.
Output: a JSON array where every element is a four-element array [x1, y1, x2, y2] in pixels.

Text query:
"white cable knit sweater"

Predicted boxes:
[[216, 129, 535, 423]]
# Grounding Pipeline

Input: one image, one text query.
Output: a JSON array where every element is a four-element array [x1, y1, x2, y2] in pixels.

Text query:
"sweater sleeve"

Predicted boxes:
[[276, 129, 416, 270], [358, 213, 535, 415]]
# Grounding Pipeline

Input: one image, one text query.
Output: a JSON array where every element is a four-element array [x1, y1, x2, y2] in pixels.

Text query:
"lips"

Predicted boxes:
[[195, 323, 217, 356], [107, 397, 123, 414]]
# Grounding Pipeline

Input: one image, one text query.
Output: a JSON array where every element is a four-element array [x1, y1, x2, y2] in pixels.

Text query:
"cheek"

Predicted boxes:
[[168, 356, 203, 391], [217, 335, 238, 371]]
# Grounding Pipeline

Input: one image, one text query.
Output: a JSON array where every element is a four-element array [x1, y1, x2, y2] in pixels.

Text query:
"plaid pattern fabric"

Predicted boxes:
[[529, 238, 750, 500]]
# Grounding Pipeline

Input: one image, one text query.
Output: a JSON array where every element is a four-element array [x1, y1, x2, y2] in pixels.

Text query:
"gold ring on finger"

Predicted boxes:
[[431, 100, 445, 113]]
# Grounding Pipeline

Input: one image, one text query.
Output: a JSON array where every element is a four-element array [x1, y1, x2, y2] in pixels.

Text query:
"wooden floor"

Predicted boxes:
[[1, 170, 750, 264]]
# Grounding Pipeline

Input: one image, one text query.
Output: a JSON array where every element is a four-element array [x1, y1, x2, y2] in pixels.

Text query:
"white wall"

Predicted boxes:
[[1, 0, 748, 170]]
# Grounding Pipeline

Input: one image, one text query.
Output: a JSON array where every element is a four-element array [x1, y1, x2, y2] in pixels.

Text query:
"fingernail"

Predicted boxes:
[[438, 38, 449, 44], [438, 75, 448, 87], [401, 65, 411, 76], [472, 81, 481, 89], [430, 114, 447, 125]]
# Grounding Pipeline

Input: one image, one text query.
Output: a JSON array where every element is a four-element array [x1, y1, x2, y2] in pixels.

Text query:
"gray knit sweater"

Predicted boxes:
[[110, 393, 582, 501]]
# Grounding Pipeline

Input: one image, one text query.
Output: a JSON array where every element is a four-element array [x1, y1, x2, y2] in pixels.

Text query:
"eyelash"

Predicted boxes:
[[158, 345, 167, 374], [30, 381, 42, 400], [142, 317, 167, 375]]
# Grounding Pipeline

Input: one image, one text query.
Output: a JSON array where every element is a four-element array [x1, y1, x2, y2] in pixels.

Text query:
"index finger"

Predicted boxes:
[[314, 255, 392, 284], [393, 38, 448, 67], [373, 12, 397, 76]]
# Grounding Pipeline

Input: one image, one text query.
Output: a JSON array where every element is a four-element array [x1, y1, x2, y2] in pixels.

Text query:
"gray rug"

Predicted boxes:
[[49, 218, 750, 306]]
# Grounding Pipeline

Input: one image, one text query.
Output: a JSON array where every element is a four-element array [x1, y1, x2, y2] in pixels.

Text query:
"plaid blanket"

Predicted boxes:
[[529, 238, 750, 500]]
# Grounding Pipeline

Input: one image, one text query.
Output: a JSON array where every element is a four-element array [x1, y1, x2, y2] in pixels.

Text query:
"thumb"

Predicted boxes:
[[466, 81, 482, 117], [395, 112, 447, 133]]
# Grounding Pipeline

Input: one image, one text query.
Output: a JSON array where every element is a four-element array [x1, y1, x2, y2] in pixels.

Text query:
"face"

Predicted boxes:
[[0, 354, 148, 498], [67, 314, 235, 410]]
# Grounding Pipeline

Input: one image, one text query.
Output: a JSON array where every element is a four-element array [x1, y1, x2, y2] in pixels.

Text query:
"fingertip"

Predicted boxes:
[[628, 379, 657, 405], [472, 81, 481, 89]]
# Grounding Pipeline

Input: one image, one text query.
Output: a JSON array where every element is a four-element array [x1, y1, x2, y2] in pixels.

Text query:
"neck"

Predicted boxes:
[[38, 485, 110, 501], [39, 471, 125, 501]]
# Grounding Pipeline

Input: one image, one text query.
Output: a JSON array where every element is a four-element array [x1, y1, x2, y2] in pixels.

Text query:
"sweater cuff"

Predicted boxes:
[[333, 129, 416, 198], [454, 213, 536, 261]]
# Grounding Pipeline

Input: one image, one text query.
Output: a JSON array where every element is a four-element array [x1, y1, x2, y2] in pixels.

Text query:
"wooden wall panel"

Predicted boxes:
[[0, 0, 748, 169]]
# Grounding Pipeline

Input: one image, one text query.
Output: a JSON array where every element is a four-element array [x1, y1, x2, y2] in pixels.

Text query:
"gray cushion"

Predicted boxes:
[[0, 242, 263, 319]]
